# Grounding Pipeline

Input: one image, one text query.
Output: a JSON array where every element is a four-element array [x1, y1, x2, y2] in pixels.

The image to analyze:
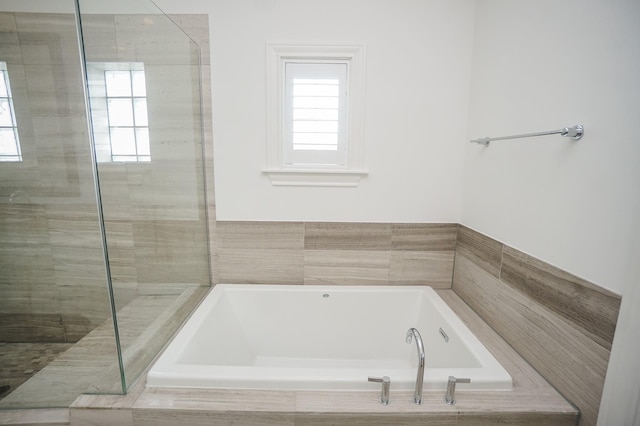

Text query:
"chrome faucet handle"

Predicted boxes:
[[368, 376, 391, 405], [444, 375, 471, 405]]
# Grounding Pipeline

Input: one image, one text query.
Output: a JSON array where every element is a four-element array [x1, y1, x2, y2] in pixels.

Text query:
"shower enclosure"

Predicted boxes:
[[0, 0, 210, 409]]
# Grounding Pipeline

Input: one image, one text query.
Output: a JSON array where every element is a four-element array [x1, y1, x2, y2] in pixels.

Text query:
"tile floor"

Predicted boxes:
[[0, 342, 72, 402]]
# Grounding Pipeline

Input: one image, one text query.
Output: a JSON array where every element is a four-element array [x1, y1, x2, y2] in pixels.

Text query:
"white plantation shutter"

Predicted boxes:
[[284, 62, 348, 166]]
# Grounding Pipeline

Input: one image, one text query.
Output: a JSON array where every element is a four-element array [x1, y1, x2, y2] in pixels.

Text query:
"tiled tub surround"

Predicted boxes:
[[214, 222, 457, 287], [62, 289, 577, 426], [452, 225, 622, 426]]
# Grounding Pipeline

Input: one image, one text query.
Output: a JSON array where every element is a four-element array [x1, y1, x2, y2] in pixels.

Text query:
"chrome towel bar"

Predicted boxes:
[[470, 124, 584, 146]]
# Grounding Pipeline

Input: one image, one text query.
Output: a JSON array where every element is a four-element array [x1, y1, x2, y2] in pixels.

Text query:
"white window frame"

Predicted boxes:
[[265, 43, 367, 187]]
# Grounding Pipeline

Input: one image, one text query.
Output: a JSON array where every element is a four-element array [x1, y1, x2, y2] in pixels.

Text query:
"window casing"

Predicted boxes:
[[0, 62, 22, 162], [265, 44, 366, 187]]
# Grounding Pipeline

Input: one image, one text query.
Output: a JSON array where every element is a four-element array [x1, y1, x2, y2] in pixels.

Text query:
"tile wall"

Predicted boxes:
[[0, 12, 211, 344], [214, 222, 457, 287], [452, 225, 621, 426], [214, 221, 622, 426], [0, 12, 110, 343]]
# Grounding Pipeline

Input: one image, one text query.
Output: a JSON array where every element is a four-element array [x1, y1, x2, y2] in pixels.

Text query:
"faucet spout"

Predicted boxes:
[[406, 327, 425, 404]]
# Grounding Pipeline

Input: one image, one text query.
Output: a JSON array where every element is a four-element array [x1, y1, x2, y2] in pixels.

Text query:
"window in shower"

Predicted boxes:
[[0, 62, 22, 162], [86, 62, 150, 163]]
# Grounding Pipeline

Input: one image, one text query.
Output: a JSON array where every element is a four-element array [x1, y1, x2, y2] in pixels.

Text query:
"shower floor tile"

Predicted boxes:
[[0, 342, 72, 402]]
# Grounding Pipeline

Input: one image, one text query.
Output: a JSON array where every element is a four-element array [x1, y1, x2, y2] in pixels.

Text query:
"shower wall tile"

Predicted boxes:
[[114, 15, 200, 66], [0, 14, 22, 65], [103, 221, 138, 285], [14, 13, 80, 66], [1, 12, 213, 347], [79, 14, 118, 60], [451, 226, 622, 426]]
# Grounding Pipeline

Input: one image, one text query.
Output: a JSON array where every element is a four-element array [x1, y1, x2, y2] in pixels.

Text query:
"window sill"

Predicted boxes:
[[263, 168, 368, 187]]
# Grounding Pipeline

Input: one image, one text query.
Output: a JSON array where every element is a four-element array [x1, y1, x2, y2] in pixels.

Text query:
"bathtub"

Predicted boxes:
[[147, 284, 512, 391]]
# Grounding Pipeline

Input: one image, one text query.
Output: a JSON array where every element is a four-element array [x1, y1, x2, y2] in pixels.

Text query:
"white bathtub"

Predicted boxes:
[[147, 284, 512, 391]]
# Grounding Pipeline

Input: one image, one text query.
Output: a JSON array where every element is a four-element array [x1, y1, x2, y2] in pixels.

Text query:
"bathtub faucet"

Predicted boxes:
[[406, 327, 425, 405]]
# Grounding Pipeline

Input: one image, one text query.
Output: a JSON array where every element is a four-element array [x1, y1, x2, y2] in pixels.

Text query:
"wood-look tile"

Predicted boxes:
[[133, 220, 209, 285], [14, 13, 80, 67], [501, 246, 621, 350], [216, 221, 304, 250], [0, 314, 66, 343], [389, 251, 454, 288], [391, 223, 457, 251], [294, 414, 456, 426], [133, 410, 295, 426], [303, 250, 390, 285], [455, 412, 576, 426], [114, 15, 199, 66], [304, 223, 392, 251], [0, 408, 69, 426], [133, 388, 297, 413], [70, 408, 133, 426], [455, 225, 502, 278], [452, 253, 609, 426], [78, 14, 118, 60], [217, 248, 304, 285]]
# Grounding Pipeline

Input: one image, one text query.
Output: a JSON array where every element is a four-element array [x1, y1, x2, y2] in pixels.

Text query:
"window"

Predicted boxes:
[[86, 63, 150, 163], [0, 62, 22, 162], [105, 69, 149, 162], [285, 62, 347, 166], [265, 44, 366, 186]]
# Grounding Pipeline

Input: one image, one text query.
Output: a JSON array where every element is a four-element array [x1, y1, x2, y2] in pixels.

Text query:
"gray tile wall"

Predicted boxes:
[[0, 12, 211, 343], [452, 225, 621, 426], [214, 222, 458, 287], [0, 12, 110, 343]]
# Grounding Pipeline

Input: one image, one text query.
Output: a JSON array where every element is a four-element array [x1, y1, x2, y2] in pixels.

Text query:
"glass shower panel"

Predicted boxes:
[[78, 0, 211, 392], [0, 2, 121, 408]]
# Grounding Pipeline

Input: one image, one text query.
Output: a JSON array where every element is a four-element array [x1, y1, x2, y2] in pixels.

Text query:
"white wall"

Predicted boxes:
[[463, 1, 640, 424], [463, 0, 640, 296], [203, 0, 475, 222]]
